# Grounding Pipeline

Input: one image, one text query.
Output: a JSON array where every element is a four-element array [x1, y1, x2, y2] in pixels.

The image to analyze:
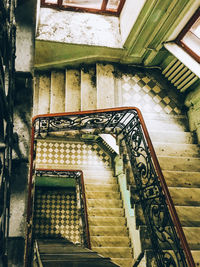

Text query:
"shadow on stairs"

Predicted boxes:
[[33, 238, 120, 267]]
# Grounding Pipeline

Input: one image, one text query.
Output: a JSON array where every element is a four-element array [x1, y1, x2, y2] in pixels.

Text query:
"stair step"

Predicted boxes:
[[85, 178, 117, 185], [169, 187, 200, 206], [183, 227, 200, 249], [154, 142, 200, 157], [90, 236, 130, 247], [88, 216, 126, 226], [145, 118, 188, 132], [84, 170, 114, 179], [149, 130, 195, 144], [176, 206, 200, 227], [65, 69, 81, 112], [81, 67, 97, 111], [86, 184, 119, 192], [88, 208, 124, 217], [139, 226, 200, 250], [50, 70, 65, 113], [159, 156, 200, 172], [86, 191, 120, 199], [191, 250, 200, 266], [163, 170, 200, 188], [87, 199, 123, 208], [135, 205, 200, 227], [40, 260, 118, 267], [111, 258, 133, 267], [92, 247, 132, 258], [90, 226, 128, 236]]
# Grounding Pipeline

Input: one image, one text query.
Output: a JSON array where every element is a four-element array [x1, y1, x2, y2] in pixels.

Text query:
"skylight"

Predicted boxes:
[[177, 8, 200, 63], [41, 0, 126, 16]]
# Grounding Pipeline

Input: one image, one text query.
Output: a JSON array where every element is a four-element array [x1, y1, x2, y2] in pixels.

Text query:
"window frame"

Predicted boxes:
[[176, 8, 200, 63], [40, 0, 126, 16]]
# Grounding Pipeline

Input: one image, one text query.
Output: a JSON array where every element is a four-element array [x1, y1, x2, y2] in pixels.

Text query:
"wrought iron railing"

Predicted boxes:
[[0, 0, 16, 266], [25, 107, 195, 267]]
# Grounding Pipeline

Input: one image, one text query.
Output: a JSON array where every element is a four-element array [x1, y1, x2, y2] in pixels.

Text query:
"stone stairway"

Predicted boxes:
[[84, 170, 133, 267], [35, 140, 134, 267], [117, 113, 200, 266], [33, 64, 200, 266], [33, 64, 117, 116]]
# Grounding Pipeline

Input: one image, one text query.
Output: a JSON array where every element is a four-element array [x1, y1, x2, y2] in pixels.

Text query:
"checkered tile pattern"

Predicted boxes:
[[33, 189, 81, 244], [36, 141, 111, 169], [121, 73, 181, 115]]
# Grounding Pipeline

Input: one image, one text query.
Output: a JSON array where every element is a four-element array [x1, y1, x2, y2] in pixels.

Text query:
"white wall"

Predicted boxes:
[[120, 0, 146, 44]]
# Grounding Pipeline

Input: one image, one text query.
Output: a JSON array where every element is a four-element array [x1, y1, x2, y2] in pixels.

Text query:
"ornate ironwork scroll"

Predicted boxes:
[[25, 108, 194, 266]]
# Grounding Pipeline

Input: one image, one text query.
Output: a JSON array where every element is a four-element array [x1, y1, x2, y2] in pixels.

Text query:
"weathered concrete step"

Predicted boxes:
[[61, 165, 111, 172], [159, 156, 200, 172], [86, 184, 119, 192], [111, 258, 133, 267], [88, 208, 124, 217], [191, 250, 200, 266], [154, 142, 200, 157], [145, 118, 188, 132], [139, 226, 200, 250], [135, 205, 200, 227], [163, 170, 200, 188], [183, 227, 200, 249], [90, 236, 130, 247], [88, 216, 126, 226], [87, 199, 123, 208], [149, 130, 195, 144], [86, 191, 120, 200], [85, 178, 117, 185], [144, 249, 198, 267], [176, 206, 200, 227], [84, 170, 114, 178], [92, 247, 132, 258], [90, 226, 128, 236], [142, 112, 187, 121], [169, 187, 200, 206]]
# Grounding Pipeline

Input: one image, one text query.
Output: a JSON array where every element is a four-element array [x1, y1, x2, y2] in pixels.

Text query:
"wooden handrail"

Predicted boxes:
[[25, 107, 195, 267]]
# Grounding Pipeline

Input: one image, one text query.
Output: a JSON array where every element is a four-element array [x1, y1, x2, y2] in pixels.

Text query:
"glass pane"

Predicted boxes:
[[182, 31, 200, 57], [106, 0, 120, 11], [63, 0, 103, 9], [44, 0, 58, 4], [190, 17, 200, 39]]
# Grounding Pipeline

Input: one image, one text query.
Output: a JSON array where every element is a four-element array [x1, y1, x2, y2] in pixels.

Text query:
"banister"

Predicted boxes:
[[25, 107, 195, 267]]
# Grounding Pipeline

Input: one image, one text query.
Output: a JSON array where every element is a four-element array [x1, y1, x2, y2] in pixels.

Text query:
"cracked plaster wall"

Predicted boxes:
[[9, 76, 33, 238], [37, 8, 122, 48]]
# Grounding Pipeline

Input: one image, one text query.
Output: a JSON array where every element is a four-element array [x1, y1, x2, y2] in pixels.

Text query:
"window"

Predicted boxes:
[[176, 8, 200, 63], [41, 0, 126, 16]]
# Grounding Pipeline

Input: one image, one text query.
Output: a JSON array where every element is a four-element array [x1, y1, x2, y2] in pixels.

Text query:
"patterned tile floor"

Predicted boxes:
[[36, 140, 111, 169], [121, 73, 182, 115], [33, 188, 81, 244]]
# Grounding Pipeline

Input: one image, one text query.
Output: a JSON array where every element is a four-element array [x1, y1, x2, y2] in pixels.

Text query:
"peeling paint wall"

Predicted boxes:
[[185, 85, 200, 143], [9, 75, 33, 238], [15, 0, 36, 72], [37, 8, 122, 48]]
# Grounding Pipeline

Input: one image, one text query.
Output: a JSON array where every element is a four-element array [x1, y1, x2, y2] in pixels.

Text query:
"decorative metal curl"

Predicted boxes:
[[32, 109, 189, 267]]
